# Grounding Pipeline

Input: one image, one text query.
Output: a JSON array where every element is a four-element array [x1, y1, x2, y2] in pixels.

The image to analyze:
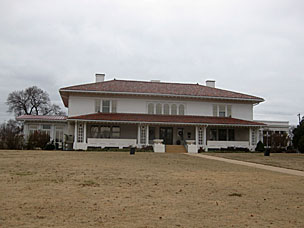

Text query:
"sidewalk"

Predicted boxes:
[[187, 153, 304, 177]]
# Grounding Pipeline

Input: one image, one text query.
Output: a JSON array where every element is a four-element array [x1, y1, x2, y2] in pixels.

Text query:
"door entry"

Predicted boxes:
[[159, 127, 173, 145]]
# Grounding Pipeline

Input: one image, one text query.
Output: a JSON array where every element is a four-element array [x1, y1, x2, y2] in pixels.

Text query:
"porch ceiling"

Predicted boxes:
[[68, 113, 265, 127]]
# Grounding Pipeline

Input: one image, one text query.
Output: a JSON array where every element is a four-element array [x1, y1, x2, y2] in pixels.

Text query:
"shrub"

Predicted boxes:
[[270, 147, 285, 153], [44, 142, 55, 150], [136, 146, 153, 152], [0, 119, 24, 149], [271, 132, 289, 149], [285, 147, 297, 153], [298, 135, 304, 153], [198, 147, 205, 153], [292, 119, 304, 149], [255, 141, 265, 152], [27, 131, 50, 149], [220, 147, 249, 152]]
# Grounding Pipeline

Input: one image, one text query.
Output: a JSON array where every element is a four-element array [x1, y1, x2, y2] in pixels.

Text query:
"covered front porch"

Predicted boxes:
[[71, 120, 262, 152]]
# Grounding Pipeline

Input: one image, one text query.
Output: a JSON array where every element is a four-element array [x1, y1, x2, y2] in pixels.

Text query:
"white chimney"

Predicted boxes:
[[206, 80, 215, 88], [95, 73, 105, 82]]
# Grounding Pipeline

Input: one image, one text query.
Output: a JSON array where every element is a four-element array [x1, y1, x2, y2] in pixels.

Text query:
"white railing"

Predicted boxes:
[[87, 138, 137, 149], [207, 141, 249, 149]]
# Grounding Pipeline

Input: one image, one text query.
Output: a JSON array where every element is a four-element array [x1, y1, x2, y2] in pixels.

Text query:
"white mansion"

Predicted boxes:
[[17, 73, 289, 153]]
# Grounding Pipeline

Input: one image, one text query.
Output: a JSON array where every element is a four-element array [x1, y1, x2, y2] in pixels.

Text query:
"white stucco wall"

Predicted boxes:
[[68, 96, 96, 117], [68, 95, 254, 120], [232, 103, 253, 120]]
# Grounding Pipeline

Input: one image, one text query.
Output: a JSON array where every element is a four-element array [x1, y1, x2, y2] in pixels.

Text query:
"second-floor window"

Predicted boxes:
[[147, 102, 185, 115], [171, 104, 177, 115], [179, 104, 185, 115], [213, 104, 232, 117], [164, 104, 170, 115], [148, 103, 154, 114], [219, 105, 225, 117], [102, 100, 110, 113], [95, 99, 117, 113], [156, 103, 162, 114]]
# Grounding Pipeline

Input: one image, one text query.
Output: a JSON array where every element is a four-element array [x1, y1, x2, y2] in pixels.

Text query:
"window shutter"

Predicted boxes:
[[227, 105, 232, 117], [213, 105, 218, 116], [95, 99, 101, 113], [111, 100, 117, 113], [148, 103, 154, 114]]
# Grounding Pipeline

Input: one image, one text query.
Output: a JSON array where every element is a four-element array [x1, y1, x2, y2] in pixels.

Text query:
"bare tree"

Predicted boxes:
[[6, 86, 65, 116]]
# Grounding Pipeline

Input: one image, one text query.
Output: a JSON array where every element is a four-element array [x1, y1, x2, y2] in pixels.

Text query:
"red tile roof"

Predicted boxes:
[[59, 80, 264, 107], [68, 113, 265, 126], [16, 115, 67, 121]]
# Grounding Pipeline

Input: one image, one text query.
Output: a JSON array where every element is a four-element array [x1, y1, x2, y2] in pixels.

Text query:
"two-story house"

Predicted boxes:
[[18, 73, 284, 153]]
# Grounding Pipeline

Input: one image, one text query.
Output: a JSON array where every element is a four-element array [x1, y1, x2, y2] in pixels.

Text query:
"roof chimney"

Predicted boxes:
[[206, 80, 215, 88], [95, 73, 105, 82], [150, 80, 161, 83]]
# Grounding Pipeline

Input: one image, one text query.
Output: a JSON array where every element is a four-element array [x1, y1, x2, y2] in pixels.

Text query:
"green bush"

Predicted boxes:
[[255, 141, 265, 152], [27, 131, 50, 149], [298, 136, 304, 153]]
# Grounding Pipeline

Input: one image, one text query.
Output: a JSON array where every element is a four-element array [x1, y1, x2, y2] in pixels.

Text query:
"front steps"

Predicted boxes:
[[165, 145, 187, 153]]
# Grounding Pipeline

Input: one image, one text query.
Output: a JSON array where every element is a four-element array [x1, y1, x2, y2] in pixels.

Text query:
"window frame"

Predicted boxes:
[[102, 100, 111, 113], [171, 104, 177, 115], [156, 103, 162, 114], [163, 104, 170, 115], [178, 104, 185, 115], [148, 103, 155, 114]]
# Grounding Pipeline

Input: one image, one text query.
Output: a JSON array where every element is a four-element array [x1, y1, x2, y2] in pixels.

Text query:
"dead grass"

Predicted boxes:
[[80, 180, 100, 187], [205, 152, 304, 171], [0, 150, 304, 227]]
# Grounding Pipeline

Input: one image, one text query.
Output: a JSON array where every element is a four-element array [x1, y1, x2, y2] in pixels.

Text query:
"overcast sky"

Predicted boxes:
[[0, 0, 303, 125]]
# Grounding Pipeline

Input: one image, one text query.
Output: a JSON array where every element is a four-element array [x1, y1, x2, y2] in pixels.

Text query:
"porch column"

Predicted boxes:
[[203, 126, 207, 150], [73, 121, 78, 149], [137, 124, 141, 146], [74, 121, 78, 142], [23, 123, 28, 139], [83, 122, 87, 143], [146, 125, 149, 145], [51, 124, 55, 142], [249, 127, 252, 148], [195, 126, 199, 145], [259, 128, 264, 143]]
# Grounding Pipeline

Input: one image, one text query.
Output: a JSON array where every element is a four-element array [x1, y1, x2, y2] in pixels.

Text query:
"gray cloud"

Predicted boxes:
[[0, 0, 303, 125]]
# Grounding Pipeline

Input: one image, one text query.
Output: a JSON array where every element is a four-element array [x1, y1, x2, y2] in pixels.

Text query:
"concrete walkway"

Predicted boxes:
[[187, 153, 304, 177]]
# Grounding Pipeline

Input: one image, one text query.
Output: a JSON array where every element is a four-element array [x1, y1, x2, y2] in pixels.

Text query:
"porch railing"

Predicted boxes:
[[87, 138, 137, 149], [207, 141, 249, 148]]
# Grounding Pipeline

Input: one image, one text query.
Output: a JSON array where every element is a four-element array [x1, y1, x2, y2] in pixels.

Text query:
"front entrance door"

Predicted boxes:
[[160, 127, 173, 145]]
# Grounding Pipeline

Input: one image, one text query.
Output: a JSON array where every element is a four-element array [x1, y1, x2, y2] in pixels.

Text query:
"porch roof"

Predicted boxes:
[[68, 113, 265, 127], [16, 115, 67, 122]]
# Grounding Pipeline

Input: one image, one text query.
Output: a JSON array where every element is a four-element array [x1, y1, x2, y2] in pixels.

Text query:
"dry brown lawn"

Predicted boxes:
[[0, 150, 304, 228], [204, 152, 304, 171]]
